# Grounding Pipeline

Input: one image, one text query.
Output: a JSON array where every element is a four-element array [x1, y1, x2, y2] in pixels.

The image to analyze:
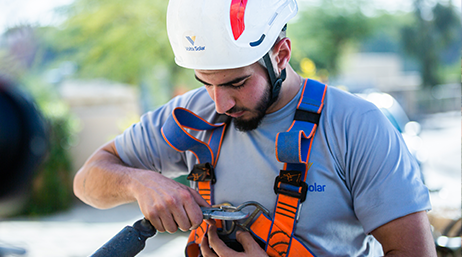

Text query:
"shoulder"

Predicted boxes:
[[322, 86, 384, 128], [325, 86, 378, 113], [114, 86, 215, 169], [317, 86, 400, 168]]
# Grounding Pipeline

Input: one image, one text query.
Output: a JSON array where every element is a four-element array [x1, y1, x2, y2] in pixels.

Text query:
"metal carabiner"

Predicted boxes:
[[233, 201, 271, 232], [209, 201, 271, 235], [201, 203, 249, 220]]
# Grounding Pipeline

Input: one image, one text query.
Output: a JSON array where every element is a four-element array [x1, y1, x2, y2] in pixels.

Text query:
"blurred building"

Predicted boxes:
[[333, 52, 460, 118], [59, 79, 140, 173], [336, 52, 421, 92]]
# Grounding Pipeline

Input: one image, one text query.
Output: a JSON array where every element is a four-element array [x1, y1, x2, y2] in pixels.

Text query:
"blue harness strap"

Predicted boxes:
[[161, 79, 327, 257], [161, 107, 228, 257], [161, 107, 226, 166], [251, 79, 327, 257]]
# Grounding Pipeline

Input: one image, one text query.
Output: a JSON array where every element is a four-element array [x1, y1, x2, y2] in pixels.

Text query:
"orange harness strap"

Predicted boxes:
[[162, 80, 327, 257], [161, 108, 229, 257], [250, 207, 315, 257], [185, 181, 210, 257], [250, 79, 327, 257]]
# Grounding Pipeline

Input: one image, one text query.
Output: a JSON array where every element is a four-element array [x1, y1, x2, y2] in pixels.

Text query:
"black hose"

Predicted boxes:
[[90, 218, 157, 257]]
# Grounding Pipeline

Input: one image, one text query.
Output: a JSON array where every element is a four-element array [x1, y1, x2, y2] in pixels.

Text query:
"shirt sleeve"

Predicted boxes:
[[344, 101, 431, 234]]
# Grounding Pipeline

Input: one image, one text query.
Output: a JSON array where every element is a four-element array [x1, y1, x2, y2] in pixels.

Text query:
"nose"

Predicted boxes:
[[209, 86, 235, 114]]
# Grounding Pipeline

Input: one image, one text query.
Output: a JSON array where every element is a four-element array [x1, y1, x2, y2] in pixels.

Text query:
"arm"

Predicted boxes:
[[371, 211, 436, 256], [73, 140, 209, 233]]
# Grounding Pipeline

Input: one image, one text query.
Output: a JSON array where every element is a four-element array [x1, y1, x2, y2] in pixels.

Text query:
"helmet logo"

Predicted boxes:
[[183, 32, 206, 52], [186, 36, 196, 46], [230, 0, 248, 40]]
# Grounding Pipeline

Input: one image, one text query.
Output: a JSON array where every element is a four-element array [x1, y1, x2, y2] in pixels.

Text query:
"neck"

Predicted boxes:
[[266, 65, 303, 114]]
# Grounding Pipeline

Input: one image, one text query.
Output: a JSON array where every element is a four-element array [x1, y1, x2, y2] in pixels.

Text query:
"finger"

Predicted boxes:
[[162, 189, 197, 232], [236, 230, 255, 249], [148, 216, 166, 233], [144, 204, 183, 233], [200, 235, 218, 257], [205, 219, 216, 226], [157, 211, 178, 233], [236, 230, 267, 255], [207, 225, 237, 256], [184, 188, 209, 230], [188, 187, 210, 207], [170, 205, 192, 232]]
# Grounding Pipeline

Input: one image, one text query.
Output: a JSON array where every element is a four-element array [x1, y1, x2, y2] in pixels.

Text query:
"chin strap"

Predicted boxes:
[[263, 52, 286, 108]]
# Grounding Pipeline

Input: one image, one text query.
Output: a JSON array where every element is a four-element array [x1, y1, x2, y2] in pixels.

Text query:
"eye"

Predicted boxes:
[[233, 80, 246, 89]]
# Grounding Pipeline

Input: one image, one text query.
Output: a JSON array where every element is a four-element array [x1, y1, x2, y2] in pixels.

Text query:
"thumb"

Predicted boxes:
[[236, 230, 265, 253]]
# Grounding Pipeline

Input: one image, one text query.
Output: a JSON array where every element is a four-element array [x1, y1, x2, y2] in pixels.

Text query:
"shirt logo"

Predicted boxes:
[[307, 183, 326, 192], [306, 163, 326, 192]]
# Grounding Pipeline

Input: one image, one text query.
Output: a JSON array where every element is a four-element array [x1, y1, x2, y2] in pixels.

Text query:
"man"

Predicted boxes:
[[74, 0, 436, 256]]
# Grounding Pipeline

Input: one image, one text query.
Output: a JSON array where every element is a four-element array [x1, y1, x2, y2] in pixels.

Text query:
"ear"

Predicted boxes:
[[272, 37, 291, 73]]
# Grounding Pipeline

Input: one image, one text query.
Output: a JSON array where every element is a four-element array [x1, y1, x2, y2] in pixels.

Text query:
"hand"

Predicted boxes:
[[200, 220, 268, 257], [131, 170, 210, 233]]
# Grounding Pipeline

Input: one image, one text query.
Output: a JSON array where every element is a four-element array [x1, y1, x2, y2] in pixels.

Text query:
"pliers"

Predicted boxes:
[[201, 204, 249, 220]]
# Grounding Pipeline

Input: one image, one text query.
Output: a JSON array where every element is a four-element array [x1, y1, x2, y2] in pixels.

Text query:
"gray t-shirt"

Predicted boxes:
[[115, 83, 431, 256]]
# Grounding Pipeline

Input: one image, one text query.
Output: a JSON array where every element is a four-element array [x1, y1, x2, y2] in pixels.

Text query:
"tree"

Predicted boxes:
[[47, 0, 192, 91], [289, 0, 373, 76], [401, 1, 461, 88], [0, 26, 39, 80]]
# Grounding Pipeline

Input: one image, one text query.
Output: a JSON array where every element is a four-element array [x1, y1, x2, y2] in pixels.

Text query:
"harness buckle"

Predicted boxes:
[[187, 162, 216, 184], [273, 170, 308, 202]]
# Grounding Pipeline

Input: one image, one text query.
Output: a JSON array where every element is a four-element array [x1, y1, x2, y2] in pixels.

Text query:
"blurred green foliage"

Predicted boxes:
[[401, 0, 461, 87], [42, 0, 195, 91], [289, 0, 461, 85], [0, 0, 460, 216], [290, 0, 374, 75], [1, 0, 460, 90], [20, 103, 78, 216], [16, 76, 80, 216]]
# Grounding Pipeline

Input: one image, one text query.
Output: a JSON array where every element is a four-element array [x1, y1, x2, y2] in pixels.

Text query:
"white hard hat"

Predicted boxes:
[[167, 0, 298, 70]]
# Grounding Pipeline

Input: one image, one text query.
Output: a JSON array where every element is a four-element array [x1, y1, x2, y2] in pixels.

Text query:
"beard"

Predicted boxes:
[[228, 82, 272, 132]]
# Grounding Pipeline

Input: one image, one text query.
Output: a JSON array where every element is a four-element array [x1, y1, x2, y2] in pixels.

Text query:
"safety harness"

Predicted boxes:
[[161, 79, 327, 257]]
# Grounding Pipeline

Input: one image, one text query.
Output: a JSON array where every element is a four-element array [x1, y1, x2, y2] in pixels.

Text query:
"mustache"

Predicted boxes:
[[225, 106, 250, 114]]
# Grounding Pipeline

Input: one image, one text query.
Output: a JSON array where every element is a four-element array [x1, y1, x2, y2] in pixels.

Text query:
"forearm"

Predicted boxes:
[[73, 141, 139, 209], [383, 249, 435, 257], [74, 140, 208, 233], [373, 211, 437, 257]]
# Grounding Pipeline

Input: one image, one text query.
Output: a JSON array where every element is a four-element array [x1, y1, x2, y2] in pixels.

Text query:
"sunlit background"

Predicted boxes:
[[0, 0, 460, 256]]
